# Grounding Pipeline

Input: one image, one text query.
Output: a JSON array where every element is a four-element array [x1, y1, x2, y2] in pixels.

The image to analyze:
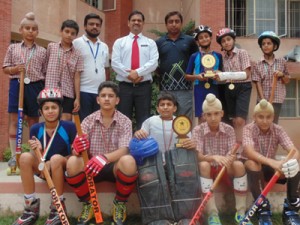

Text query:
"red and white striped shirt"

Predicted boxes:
[[222, 47, 251, 83], [252, 57, 289, 103], [3, 41, 47, 81], [81, 110, 132, 157], [243, 121, 293, 159], [45, 42, 83, 98], [192, 122, 236, 156]]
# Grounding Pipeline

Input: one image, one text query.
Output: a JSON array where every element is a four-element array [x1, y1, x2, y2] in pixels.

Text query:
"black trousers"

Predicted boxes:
[[118, 81, 152, 130]]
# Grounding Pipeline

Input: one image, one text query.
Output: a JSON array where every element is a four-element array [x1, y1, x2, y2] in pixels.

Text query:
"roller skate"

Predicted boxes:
[[6, 155, 20, 176]]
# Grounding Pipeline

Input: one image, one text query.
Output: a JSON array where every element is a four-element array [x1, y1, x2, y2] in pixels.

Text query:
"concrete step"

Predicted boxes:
[[0, 162, 287, 217]]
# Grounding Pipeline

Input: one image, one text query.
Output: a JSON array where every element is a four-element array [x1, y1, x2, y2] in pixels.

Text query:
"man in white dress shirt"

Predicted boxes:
[[73, 13, 110, 121], [112, 10, 158, 130]]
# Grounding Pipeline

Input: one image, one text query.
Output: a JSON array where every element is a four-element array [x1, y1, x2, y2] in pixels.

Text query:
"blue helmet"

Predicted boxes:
[[129, 137, 159, 165], [258, 31, 280, 51]]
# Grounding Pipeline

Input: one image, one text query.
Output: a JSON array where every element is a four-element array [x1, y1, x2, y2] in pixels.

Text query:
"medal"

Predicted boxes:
[[173, 115, 192, 148], [229, 83, 235, 90], [38, 162, 45, 171], [24, 77, 31, 84], [204, 82, 210, 89]]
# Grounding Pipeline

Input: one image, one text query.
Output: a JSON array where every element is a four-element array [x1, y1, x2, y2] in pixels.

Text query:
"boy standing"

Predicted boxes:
[[252, 31, 290, 124], [45, 19, 83, 121], [66, 81, 137, 225], [2, 12, 47, 169], [216, 28, 251, 143], [243, 99, 300, 225], [134, 91, 200, 225], [192, 94, 250, 225], [185, 25, 223, 123], [13, 88, 76, 225]]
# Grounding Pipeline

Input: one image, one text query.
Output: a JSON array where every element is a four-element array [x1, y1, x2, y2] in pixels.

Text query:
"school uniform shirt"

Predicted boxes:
[[243, 121, 294, 159], [222, 47, 251, 83], [45, 42, 84, 98], [192, 122, 236, 157], [30, 120, 77, 161], [73, 35, 110, 94], [81, 110, 132, 157], [111, 32, 158, 83], [252, 57, 289, 103], [141, 115, 177, 154], [3, 41, 47, 81]]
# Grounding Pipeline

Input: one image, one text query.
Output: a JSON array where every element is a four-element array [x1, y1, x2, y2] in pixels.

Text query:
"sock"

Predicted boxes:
[[206, 195, 218, 216], [287, 172, 300, 204], [246, 169, 262, 200], [115, 169, 138, 202], [9, 135, 17, 156], [24, 193, 36, 206], [234, 174, 248, 214]]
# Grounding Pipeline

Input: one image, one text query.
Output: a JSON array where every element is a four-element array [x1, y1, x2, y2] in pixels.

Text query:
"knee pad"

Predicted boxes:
[[200, 177, 213, 194], [65, 171, 90, 202], [165, 148, 201, 221], [233, 174, 248, 193], [137, 153, 174, 224]]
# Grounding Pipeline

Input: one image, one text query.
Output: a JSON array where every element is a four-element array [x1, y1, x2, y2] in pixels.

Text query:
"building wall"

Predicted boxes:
[[0, 0, 12, 160]]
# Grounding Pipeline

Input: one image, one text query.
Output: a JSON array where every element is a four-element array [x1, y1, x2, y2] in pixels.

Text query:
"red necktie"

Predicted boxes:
[[131, 35, 140, 70]]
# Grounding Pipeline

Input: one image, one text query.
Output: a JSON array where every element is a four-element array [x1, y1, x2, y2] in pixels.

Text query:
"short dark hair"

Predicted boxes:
[[61, 19, 79, 35], [128, 10, 145, 21], [84, 13, 103, 26], [164, 11, 183, 24], [97, 81, 120, 97], [157, 91, 178, 107]]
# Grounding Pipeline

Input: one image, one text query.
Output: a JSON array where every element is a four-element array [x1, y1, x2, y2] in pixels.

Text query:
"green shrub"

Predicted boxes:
[[3, 143, 31, 162]]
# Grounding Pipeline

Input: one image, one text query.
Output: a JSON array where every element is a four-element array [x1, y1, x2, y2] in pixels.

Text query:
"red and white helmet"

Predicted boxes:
[[216, 28, 236, 45], [37, 88, 63, 105]]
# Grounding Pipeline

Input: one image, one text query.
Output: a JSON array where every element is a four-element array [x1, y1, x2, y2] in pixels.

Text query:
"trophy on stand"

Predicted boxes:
[[172, 115, 192, 148], [201, 53, 216, 89]]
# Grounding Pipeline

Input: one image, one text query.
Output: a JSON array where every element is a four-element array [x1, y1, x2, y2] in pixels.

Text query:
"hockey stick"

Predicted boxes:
[[15, 69, 25, 168], [189, 143, 240, 225], [73, 112, 103, 224], [32, 137, 70, 225], [239, 149, 296, 225], [268, 73, 278, 103]]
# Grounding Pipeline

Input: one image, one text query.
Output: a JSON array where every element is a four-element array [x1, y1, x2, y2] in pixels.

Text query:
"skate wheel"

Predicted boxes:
[[6, 168, 12, 175]]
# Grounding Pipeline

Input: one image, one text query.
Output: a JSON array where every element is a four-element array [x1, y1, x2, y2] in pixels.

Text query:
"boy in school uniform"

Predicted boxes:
[[216, 28, 252, 143], [252, 31, 290, 124], [192, 94, 251, 225], [66, 81, 137, 225], [2, 12, 47, 169], [45, 19, 83, 121], [243, 99, 300, 225], [185, 25, 223, 124]]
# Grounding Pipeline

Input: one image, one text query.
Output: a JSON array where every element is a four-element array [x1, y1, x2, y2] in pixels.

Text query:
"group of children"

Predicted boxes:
[[3, 11, 299, 225]]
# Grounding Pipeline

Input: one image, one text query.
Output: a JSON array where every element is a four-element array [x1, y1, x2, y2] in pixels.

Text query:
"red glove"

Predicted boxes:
[[85, 155, 108, 177], [72, 134, 90, 154]]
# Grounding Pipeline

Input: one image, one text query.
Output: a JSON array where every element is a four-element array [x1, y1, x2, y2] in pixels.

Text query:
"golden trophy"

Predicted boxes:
[[201, 53, 216, 89], [172, 115, 192, 148]]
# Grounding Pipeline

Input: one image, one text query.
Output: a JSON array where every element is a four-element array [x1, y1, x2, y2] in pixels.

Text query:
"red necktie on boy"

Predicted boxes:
[[131, 35, 140, 70]]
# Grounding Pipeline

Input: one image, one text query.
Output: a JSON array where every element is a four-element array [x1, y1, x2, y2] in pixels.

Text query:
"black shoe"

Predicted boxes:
[[13, 198, 40, 225], [257, 199, 272, 225], [282, 198, 300, 225]]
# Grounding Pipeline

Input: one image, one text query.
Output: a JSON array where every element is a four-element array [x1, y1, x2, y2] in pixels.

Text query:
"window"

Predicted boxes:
[[280, 79, 299, 117], [226, 0, 300, 37], [84, 0, 116, 11]]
